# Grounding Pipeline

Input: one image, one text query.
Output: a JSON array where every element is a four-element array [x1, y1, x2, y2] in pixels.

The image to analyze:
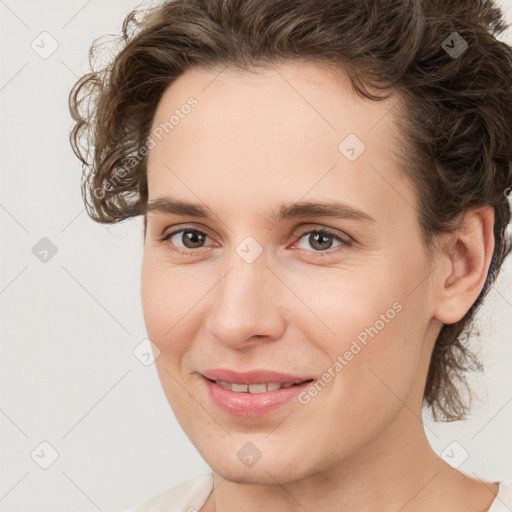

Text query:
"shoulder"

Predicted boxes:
[[488, 480, 512, 511], [123, 473, 214, 512]]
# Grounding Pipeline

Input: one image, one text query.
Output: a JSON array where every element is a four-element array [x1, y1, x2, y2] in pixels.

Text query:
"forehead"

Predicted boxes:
[[146, 60, 415, 224]]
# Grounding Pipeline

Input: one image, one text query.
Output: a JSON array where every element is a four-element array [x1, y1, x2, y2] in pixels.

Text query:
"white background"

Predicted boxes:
[[1, 1, 512, 510]]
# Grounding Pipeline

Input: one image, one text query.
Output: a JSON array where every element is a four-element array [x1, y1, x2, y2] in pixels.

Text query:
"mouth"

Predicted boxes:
[[199, 369, 315, 417]]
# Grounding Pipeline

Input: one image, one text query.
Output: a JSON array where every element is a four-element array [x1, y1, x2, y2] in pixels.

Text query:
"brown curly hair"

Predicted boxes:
[[69, 0, 512, 421]]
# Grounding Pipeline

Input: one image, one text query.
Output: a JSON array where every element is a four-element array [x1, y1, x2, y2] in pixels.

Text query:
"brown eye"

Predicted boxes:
[[301, 232, 338, 251], [176, 230, 207, 249], [160, 228, 212, 254], [293, 228, 351, 257]]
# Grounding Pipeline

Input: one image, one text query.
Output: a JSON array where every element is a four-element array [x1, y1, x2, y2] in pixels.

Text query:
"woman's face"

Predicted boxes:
[[141, 61, 441, 483]]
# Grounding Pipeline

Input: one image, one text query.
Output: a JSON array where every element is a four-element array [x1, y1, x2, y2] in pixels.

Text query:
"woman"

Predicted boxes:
[[69, 0, 512, 510]]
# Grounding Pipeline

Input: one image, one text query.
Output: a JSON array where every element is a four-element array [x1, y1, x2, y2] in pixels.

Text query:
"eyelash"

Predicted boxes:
[[158, 225, 352, 258]]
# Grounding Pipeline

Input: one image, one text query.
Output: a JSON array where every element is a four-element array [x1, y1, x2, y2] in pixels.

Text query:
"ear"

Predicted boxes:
[[432, 205, 495, 325]]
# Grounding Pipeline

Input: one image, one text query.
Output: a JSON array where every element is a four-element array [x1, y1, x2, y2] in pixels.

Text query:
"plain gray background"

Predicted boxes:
[[1, 1, 511, 511]]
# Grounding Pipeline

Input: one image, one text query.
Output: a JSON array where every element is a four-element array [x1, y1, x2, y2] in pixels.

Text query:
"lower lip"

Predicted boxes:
[[202, 376, 313, 417]]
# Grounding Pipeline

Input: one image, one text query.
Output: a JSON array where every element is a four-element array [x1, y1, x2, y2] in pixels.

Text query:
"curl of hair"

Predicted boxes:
[[69, 0, 512, 421]]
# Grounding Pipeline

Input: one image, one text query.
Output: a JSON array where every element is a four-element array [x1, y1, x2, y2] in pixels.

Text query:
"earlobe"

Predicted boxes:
[[433, 206, 495, 325]]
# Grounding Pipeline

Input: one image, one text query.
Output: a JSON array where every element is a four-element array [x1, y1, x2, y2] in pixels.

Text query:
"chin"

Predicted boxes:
[[213, 464, 306, 486], [202, 441, 317, 486]]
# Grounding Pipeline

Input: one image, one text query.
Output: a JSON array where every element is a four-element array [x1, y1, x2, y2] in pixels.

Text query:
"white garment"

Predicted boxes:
[[125, 473, 512, 511], [125, 473, 213, 512]]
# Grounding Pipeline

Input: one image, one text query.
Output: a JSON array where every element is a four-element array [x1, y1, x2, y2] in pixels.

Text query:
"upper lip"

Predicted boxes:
[[201, 368, 314, 385]]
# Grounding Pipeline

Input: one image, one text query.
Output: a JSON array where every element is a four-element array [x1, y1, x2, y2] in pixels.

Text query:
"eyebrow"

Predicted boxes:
[[145, 196, 376, 224]]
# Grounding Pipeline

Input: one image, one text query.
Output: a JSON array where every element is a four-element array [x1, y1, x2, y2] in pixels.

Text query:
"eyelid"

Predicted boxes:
[[160, 224, 211, 240], [290, 224, 352, 244]]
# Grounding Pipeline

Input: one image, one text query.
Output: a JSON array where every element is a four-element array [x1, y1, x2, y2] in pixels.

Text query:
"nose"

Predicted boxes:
[[204, 253, 286, 350]]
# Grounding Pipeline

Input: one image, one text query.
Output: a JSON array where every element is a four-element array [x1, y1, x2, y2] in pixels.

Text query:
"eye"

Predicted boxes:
[[158, 225, 351, 257], [159, 227, 214, 255], [292, 227, 351, 257]]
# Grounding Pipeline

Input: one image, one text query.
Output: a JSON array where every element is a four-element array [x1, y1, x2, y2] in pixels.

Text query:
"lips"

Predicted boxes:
[[200, 368, 315, 417]]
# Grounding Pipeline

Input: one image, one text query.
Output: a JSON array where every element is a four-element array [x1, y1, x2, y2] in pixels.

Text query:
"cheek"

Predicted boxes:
[[141, 250, 179, 326], [286, 263, 403, 350], [296, 265, 423, 405], [140, 253, 186, 359], [140, 254, 213, 365], [140, 257, 197, 414], [140, 258, 166, 340], [295, 305, 422, 452]]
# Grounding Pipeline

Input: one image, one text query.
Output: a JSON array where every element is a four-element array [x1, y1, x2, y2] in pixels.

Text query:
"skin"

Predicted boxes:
[[140, 61, 498, 511]]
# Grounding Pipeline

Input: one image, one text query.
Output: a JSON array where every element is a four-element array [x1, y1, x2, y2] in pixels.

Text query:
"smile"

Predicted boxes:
[[200, 371, 315, 417], [211, 380, 303, 393]]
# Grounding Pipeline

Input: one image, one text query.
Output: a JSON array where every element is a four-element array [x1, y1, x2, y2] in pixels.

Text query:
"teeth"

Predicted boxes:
[[231, 383, 249, 392], [214, 381, 300, 393], [248, 383, 267, 393]]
